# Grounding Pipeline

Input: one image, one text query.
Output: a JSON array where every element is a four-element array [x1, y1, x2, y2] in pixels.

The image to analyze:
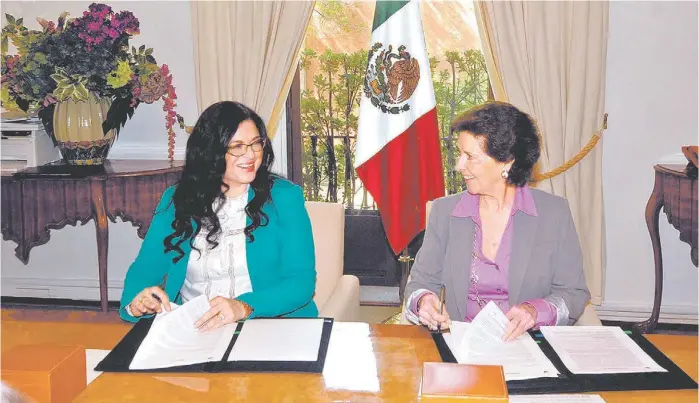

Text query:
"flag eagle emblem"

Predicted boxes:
[[363, 43, 421, 115]]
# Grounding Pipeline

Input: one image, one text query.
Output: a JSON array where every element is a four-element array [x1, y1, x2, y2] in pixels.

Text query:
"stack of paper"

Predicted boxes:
[[540, 326, 667, 374], [130, 295, 236, 370], [442, 301, 559, 381], [127, 295, 327, 371]]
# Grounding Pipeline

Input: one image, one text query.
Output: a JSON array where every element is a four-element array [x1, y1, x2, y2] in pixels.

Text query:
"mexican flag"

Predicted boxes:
[[355, 0, 445, 255]]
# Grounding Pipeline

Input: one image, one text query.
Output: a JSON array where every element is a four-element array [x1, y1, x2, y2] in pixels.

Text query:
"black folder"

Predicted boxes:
[[432, 330, 697, 395], [95, 317, 334, 374]]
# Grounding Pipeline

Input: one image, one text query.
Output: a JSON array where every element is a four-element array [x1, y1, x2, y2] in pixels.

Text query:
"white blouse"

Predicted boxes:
[[179, 188, 253, 303]]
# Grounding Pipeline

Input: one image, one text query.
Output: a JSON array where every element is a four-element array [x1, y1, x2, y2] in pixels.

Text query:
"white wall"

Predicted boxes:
[[1, 1, 286, 302], [601, 1, 698, 323], [1, 1, 199, 159]]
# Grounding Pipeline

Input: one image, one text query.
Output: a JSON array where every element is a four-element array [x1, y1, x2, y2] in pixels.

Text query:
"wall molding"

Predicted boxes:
[[108, 143, 187, 160], [4, 277, 698, 326], [2, 277, 125, 301], [596, 301, 698, 324]]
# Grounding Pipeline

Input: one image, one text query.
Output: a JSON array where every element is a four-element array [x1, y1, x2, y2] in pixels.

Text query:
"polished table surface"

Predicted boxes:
[[1, 316, 697, 403]]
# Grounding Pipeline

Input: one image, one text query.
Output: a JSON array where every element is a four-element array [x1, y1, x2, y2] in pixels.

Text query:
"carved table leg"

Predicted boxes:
[[91, 179, 109, 312], [633, 173, 664, 334]]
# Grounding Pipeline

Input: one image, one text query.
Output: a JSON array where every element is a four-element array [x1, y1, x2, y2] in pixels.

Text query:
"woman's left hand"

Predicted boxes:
[[502, 303, 537, 342], [194, 297, 248, 332]]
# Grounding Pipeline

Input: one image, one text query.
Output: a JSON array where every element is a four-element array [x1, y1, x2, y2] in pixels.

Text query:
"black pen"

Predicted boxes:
[[151, 292, 167, 313]]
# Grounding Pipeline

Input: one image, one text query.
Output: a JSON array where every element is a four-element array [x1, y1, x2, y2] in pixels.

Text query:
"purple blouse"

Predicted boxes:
[[411, 186, 556, 327]]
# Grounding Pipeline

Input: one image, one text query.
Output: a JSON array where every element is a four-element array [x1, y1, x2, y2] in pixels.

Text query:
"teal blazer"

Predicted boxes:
[[119, 178, 318, 322]]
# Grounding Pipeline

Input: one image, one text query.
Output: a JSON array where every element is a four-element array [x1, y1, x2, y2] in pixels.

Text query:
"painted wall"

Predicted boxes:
[[601, 1, 698, 322]]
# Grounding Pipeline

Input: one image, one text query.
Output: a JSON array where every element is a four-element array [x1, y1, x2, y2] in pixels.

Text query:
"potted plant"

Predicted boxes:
[[1, 3, 179, 164]]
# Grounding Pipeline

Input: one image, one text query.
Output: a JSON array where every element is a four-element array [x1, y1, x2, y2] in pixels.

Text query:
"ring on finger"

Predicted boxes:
[[218, 313, 225, 322]]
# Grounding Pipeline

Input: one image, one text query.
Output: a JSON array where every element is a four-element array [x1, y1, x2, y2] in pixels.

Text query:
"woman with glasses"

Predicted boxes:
[[119, 101, 317, 330]]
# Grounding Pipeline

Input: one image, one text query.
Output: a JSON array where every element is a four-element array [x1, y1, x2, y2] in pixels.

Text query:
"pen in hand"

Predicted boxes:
[[437, 285, 445, 331]]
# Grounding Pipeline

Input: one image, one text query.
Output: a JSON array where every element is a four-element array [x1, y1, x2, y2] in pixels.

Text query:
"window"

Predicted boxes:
[[295, 0, 491, 206], [288, 1, 491, 288]]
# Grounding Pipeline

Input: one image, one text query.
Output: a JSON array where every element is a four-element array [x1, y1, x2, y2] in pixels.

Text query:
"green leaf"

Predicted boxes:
[[16, 18, 23, 26], [57, 12, 68, 29], [145, 55, 156, 64], [56, 79, 72, 89], [1, 37, 7, 55], [53, 87, 68, 101], [102, 95, 137, 137], [33, 52, 46, 64], [38, 105, 58, 146], [139, 44, 145, 53], [132, 46, 137, 55], [145, 48, 153, 56], [15, 97, 29, 112], [74, 84, 89, 101], [6, 14, 15, 24], [50, 73, 67, 83]]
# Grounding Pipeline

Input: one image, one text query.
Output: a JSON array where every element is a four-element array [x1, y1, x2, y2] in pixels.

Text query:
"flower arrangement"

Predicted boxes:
[[1, 3, 179, 159]]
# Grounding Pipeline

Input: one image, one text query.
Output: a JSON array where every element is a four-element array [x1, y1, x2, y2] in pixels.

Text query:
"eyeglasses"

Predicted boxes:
[[226, 138, 267, 156]]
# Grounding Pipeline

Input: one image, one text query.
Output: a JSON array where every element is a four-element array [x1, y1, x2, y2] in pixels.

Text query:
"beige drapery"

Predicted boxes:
[[475, 1, 609, 305], [190, 1, 314, 137]]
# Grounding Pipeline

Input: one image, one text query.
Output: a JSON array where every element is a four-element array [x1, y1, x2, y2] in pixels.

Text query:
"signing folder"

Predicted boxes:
[[433, 326, 697, 395], [96, 295, 333, 373]]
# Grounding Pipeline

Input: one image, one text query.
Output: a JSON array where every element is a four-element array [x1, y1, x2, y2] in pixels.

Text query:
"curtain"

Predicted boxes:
[[474, 0, 609, 305], [190, 1, 314, 137]]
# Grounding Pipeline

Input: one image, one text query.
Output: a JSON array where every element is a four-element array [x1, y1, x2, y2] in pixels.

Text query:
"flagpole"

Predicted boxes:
[[397, 247, 413, 304]]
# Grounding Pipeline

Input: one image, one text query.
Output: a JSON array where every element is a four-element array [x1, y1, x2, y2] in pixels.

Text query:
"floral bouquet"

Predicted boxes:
[[1, 3, 179, 160]]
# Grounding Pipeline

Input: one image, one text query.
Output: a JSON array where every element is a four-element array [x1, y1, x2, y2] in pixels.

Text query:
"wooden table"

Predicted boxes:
[[1, 317, 696, 403], [1, 160, 184, 311], [634, 163, 698, 334]]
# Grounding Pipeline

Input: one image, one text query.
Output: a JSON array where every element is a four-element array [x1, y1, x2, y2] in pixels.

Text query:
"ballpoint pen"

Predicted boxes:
[[437, 285, 445, 331]]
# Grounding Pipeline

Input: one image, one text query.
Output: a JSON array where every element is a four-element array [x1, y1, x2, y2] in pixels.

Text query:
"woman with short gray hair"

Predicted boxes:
[[404, 101, 590, 341]]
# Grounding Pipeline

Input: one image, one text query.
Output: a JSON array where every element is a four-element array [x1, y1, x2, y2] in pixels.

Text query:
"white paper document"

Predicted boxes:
[[540, 326, 667, 374], [509, 394, 606, 403], [129, 294, 236, 370], [442, 301, 559, 381], [228, 318, 324, 362]]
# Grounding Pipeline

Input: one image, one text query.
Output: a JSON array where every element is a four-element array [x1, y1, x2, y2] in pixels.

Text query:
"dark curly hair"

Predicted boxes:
[[451, 101, 540, 187], [164, 101, 276, 263]]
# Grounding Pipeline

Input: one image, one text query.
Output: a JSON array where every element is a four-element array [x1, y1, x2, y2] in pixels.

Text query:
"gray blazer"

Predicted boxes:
[[405, 188, 590, 325]]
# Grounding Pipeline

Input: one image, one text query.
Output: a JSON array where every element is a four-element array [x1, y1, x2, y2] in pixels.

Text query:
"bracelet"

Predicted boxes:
[[238, 300, 254, 319]]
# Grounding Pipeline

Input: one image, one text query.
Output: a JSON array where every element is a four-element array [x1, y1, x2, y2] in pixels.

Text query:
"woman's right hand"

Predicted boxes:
[[417, 293, 451, 331], [129, 286, 171, 317]]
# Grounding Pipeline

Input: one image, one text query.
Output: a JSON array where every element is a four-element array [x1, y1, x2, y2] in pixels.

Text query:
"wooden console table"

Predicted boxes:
[[1, 159, 184, 312], [634, 163, 698, 334]]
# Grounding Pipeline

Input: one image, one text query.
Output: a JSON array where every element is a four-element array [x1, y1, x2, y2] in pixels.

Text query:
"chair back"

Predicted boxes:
[[305, 201, 345, 310]]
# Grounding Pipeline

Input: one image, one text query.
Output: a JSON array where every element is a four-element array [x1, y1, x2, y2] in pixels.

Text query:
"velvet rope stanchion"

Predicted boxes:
[[534, 113, 608, 182]]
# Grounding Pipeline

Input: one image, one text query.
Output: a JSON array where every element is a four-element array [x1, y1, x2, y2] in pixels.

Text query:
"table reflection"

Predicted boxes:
[[323, 322, 380, 392]]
